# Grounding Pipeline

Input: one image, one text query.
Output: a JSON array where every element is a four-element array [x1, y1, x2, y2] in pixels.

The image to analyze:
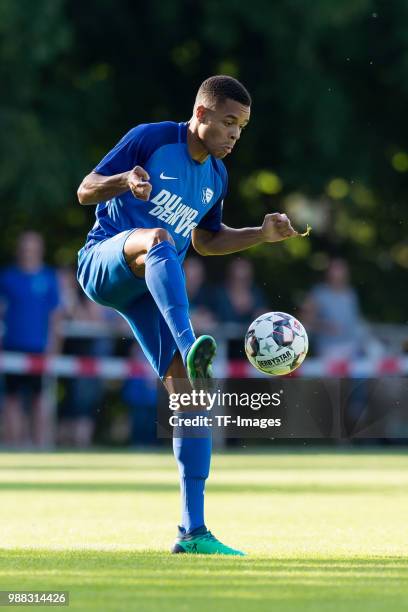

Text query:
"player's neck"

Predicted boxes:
[[17, 259, 42, 273], [187, 121, 210, 164]]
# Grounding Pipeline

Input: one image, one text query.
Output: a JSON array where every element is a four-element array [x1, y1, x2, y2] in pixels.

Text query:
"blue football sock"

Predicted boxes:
[[144, 241, 196, 364], [173, 412, 212, 533]]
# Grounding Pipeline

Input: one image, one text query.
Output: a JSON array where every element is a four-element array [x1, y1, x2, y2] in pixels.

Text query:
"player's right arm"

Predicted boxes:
[[192, 213, 298, 255], [77, 165, 152, 205]]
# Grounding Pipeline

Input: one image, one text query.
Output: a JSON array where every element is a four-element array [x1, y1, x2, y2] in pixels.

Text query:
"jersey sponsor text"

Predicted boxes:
[[149, 189, 199, 237]]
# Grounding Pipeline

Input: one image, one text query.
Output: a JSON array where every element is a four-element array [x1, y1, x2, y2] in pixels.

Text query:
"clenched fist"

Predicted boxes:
[[127, 166, 152, 201], [261, 213, 298, 243]]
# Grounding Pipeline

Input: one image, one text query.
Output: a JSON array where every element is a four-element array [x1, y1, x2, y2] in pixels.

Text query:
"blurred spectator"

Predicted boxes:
[[0, 231, 61, 447], [301, 259, 389, 443], [184, 256, 218, 332], [58, 266, 115, 448], [301, 258, 366, 359], [121, 345, 158, 446], [215, 257, 266, 361], [215, 258, 266, 325]]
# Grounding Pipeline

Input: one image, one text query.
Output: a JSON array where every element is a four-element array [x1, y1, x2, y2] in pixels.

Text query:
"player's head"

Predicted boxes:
[[227, 257, 254, 285], [16, 231, 44, 270], [326, 258, 350, 288], [193, 75, 251, 159]]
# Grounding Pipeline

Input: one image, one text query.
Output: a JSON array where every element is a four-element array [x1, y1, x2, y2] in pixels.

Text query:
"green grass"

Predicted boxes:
[[0, 450, 407, 611]]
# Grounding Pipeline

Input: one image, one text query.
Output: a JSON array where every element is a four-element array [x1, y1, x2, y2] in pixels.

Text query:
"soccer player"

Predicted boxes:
[[77, 75, 298, 555]]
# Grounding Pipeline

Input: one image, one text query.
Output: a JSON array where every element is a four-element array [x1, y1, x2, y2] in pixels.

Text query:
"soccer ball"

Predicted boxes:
[[245, 311, 309, 375]]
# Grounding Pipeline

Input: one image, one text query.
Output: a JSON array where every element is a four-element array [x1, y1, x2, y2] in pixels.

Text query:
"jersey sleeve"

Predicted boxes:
[[93, 122, 178, 176], [198, 199, 224, 232], [198, 161, 228, 232], [94, 124, 150, 176]]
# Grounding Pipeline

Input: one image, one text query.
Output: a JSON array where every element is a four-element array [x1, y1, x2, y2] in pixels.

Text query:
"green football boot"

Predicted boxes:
[[171, 526, 246, 556], [186, 335, 217, 384]]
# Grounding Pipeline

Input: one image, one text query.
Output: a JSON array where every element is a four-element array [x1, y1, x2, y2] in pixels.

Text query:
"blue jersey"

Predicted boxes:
[[84, 121, 228, 261], [0, 266, 60, 353]]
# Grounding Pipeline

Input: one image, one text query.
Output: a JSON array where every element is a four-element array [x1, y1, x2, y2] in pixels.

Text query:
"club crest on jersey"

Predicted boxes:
[[202, 187, 214, 205]]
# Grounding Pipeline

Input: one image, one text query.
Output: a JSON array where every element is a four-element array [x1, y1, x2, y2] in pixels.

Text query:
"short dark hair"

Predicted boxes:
[[195, 75, 251, 108]]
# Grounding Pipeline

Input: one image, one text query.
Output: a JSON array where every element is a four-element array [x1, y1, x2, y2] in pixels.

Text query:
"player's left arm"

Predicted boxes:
[[46, 308, 64, 355], [192, 213, 298, 256], [45, 270, 64, 356]]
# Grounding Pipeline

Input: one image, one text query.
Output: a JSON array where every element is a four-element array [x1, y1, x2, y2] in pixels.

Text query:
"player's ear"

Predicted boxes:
[[195, 104, 209, 124]]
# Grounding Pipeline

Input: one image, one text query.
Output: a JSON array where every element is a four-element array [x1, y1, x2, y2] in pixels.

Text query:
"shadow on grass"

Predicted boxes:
[[1, 550, 407, 611], [2, 549, 408, 575], [0, 481, 405, 494], [0, 465, 177, 472]]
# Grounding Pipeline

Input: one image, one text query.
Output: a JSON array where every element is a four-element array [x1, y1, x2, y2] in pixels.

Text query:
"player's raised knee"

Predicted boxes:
[[149, 228, 174, 249]]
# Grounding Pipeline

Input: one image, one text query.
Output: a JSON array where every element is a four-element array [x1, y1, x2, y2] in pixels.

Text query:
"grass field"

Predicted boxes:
[[0, 449, 407, 611]]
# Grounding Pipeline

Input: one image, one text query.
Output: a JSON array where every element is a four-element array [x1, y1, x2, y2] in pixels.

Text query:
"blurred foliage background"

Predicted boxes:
[[0, 0, 407, 321]]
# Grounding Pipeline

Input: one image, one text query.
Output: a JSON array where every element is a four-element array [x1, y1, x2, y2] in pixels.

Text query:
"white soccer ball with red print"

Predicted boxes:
[[244, 311, 309, 375]]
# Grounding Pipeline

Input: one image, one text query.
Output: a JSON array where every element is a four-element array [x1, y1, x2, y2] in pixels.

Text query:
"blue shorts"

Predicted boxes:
[[77, 230, 178, 378]]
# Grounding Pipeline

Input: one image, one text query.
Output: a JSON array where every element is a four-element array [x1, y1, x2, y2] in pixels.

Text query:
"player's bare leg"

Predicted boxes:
[[1, 395, 28, 447], [124, 227, 175, 277], [72, 417, 94, 448], [31, 392, 51, 448], [162, 352, 190, 395]]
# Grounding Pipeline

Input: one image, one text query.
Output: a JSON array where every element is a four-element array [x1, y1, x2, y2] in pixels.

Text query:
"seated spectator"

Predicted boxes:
[[0, 232, 61, 448], [301, 258, 387, 441], [215, 257, 267, 361], [301, 258, 365, 359], [215, 257, 266, 325], [184, 256, 218, 333]]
